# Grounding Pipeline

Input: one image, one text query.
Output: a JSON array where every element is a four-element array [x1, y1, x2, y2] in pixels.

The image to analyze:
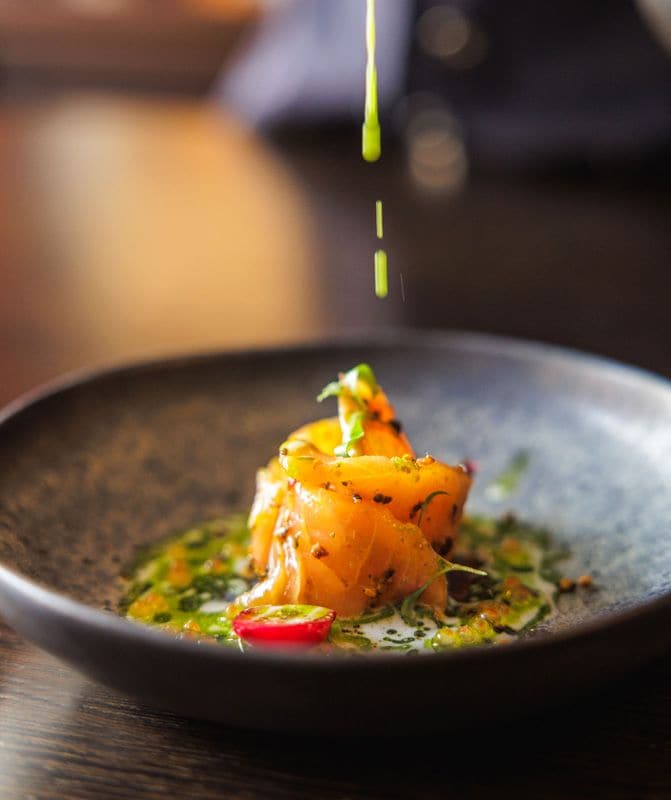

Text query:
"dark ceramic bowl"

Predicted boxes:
[[0, 331, 670, 733]]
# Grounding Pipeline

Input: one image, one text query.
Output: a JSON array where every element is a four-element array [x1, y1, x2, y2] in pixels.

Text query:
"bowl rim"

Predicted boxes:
[[1, 327, 670, 672]]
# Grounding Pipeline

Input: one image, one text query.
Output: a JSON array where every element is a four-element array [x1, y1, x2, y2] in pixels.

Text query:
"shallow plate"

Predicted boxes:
[[0, 331, 670, 733]]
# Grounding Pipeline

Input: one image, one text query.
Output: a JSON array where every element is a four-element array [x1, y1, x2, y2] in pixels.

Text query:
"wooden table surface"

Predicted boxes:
[[1, 94, 670, 799]]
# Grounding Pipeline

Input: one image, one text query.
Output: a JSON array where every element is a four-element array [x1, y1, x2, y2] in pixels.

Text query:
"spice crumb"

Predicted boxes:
[[311, 544, 329, 559], [389, 419, 403, 435], [577, 574, 593, 588], [559, 577, 576, 593], [373, 493, 393, 504]]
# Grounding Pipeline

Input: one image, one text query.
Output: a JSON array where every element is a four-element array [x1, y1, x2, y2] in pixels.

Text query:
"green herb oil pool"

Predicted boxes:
[[120, 512, 570, 654]]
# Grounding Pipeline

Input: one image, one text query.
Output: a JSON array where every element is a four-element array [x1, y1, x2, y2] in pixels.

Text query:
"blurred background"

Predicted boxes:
[[1, 0, 670, 406]]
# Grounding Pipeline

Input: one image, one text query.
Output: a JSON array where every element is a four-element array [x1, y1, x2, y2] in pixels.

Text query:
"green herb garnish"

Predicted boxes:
[[317, 363, 379, 403], [400, 559, 487, 626], [334, 410, 366, 457], [317, 364, 380, 457], [417, 490, 449, 526]]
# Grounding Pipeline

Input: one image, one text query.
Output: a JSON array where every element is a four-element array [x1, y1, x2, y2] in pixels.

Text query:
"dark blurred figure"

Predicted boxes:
[[220, 0, 671, 169]]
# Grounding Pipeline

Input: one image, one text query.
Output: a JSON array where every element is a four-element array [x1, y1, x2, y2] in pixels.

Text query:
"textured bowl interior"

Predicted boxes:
[[1, 333, 670, 636]]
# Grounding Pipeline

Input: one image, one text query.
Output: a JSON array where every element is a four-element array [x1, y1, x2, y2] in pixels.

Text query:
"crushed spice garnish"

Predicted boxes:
[[373, 493, 393, 504]]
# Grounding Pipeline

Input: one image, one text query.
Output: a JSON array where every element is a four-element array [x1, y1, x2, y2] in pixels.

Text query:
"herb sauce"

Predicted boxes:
[[121, 512, 568, 654], [120, 516, 251, 647]]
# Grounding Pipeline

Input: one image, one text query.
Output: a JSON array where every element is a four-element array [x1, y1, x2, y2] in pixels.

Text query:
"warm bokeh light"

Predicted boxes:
[[12, 97, 320, 363], [416, 5, 488, 69], [406, 107, 468, 194]]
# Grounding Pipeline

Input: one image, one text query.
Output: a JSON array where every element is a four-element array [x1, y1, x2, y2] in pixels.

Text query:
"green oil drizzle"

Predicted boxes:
[[374, 201, 387, 298], [363, 1, 389, 299], [374, 249, 388, 298], [119, 515, 251, 646], [362, 0, 381, 163]]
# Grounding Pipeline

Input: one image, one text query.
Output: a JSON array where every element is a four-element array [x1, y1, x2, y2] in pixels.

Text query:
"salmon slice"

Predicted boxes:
[[288, 414, 413, 460], [236, 484, 445, 618], [288, 418, 343, 456], [279, 439, 471, 555], [238, 364, 472, 619], [294, 485, 447, 615], [334, 377, 415, 457], [247, 458, 286, 573]]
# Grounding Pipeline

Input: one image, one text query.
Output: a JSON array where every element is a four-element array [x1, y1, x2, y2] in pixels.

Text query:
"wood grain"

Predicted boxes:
[[0, 95, 670, 798]]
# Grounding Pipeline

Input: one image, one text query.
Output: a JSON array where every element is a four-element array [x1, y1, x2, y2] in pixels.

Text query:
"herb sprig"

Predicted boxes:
[[400, 558, 487, 626], [317, 364, 380, 457]]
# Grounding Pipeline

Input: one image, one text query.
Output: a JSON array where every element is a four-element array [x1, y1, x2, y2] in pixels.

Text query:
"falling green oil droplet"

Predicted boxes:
[[374, 250, 388, 298], [376, 199, 384, 238]]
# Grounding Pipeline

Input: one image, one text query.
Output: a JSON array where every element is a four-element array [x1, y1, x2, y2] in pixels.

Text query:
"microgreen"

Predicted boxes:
[[317, 365, 380, 457], [316, 381, 341, 403], [334, 410, 366, 457], [400, 559, 487, 626], [417, 490, 449, 526], [317, 364, 379, 404]]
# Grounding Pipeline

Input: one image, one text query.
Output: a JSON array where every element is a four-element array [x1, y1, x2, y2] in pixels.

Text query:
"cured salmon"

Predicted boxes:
[[236, 365, 472, 618]]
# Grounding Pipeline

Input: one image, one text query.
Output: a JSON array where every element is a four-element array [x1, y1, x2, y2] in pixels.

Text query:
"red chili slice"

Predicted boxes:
[[232, 604, 336, 646]]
